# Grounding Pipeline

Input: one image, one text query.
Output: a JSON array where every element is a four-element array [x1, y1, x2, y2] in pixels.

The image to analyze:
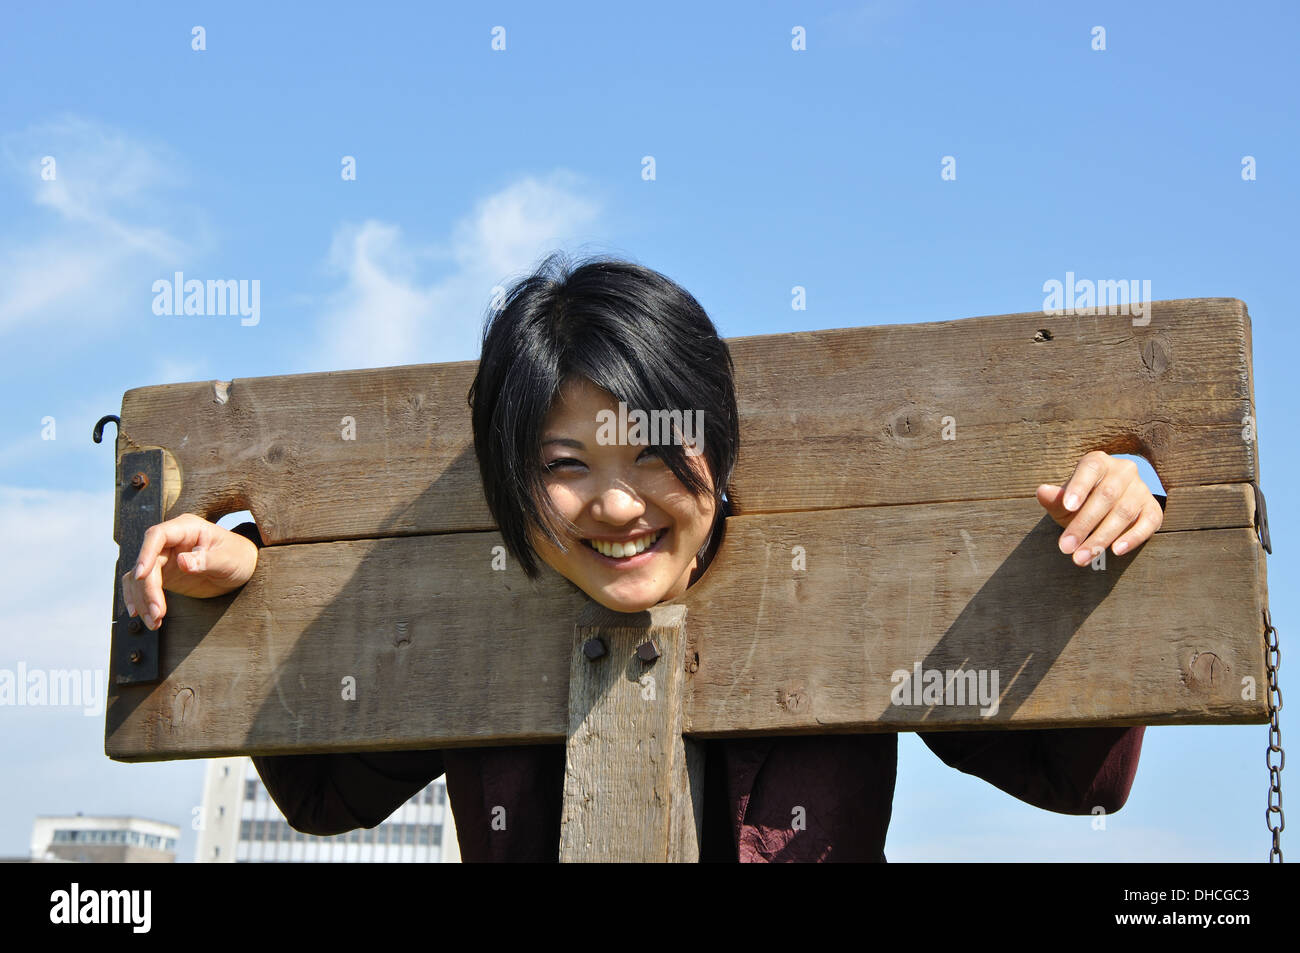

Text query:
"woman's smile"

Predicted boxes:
[[581, 527, 669, 567]]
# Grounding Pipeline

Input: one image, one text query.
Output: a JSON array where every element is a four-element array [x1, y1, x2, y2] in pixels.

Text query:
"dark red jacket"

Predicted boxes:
[[233, 521, 1145, 862]]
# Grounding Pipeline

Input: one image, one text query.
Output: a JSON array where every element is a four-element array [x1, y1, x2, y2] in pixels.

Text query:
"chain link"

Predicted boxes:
[[1264, 607, 1283, 862]]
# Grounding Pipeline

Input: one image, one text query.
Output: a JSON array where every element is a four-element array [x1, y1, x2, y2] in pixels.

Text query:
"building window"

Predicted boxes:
[[404, 824, 415, 845], [244, 779, 257, 801]]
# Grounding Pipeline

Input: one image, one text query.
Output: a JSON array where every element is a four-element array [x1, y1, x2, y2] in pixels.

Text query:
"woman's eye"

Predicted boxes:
[[545, 449, 661, 472]]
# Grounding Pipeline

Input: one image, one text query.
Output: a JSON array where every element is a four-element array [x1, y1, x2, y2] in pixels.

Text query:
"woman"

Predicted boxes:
[[121, 252, 1161, 861]]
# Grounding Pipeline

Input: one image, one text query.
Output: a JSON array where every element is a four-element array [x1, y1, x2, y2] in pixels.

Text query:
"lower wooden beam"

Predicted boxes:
[[103, 484, 1268, 760]]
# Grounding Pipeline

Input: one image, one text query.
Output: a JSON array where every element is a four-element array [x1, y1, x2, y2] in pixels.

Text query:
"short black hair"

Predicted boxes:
[[467, 250, 739, 581]]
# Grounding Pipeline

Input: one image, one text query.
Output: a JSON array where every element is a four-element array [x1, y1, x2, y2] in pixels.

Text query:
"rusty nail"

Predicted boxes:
[[128, 617, 143, 634], [129, 650, 142, 664], [131, 472, 149, 490], [636, 638, 661, 662], [582, 637, 607, 660]]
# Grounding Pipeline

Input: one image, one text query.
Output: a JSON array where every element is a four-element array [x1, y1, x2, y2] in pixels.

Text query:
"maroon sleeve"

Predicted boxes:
[[918, 725, 1145, 814], [231, 521, 446, 835]]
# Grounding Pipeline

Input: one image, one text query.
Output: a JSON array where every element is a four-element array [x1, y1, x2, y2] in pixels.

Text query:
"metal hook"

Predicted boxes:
[[92, 415, 120, 445]]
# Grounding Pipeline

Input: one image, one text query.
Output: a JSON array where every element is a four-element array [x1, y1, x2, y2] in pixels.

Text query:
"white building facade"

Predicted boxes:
[[31, 815, 179, 863], [195, 756, 459, 863]]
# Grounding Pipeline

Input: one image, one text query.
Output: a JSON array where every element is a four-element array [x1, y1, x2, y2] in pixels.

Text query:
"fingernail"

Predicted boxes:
[[1060, 535, 1077, 553], [134, 563, 146, 579], [1074, 547, 1091, 564], [126, 600, 135, 617], [1064, 493, 1080, 511], [1113, 539, 1128, 554]]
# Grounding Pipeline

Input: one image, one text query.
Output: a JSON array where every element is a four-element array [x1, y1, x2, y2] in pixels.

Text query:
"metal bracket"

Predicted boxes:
[[1252, 481, 1272, 555], [110, 449, 165, 685]]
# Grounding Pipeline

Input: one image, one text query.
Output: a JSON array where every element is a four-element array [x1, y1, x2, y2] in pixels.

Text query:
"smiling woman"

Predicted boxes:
[[466, 251, 739, 612], [245, 250, 1148, 865]]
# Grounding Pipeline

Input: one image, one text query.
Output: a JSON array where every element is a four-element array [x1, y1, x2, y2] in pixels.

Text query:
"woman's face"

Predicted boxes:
[[529, 376, 717, 613]]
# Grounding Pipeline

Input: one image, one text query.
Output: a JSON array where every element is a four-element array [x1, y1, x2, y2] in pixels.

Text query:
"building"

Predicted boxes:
[[31, 815, 179, 863], [194, 756, 459, 862]]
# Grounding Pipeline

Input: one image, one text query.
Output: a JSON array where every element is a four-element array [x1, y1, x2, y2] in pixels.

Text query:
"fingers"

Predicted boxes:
[[179, 546, 207, 574], [142, 549, 170, 629], [1035, 483, 1071, 526], [133, 517, 194, 581], [1067, 480, 1152, 565], [123, 516, 198, 630], [1110, 498, 1164, 555], [1055, 452, 1138, 561], [1059, 450, 1111, 515]]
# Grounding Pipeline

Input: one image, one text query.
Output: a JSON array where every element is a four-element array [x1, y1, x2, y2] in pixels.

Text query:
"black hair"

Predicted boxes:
[[467, 250, 739, 581]]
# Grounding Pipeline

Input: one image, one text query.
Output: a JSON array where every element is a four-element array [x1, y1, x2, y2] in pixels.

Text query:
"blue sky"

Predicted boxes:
[[0, 0, 1295, 862]]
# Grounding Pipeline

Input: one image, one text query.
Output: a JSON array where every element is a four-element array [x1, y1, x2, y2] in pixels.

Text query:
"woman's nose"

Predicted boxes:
[[591, 485, 646, 522]]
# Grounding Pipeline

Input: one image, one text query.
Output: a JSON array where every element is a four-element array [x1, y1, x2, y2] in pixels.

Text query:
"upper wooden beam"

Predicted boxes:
[[113, 299, 1258, 545]]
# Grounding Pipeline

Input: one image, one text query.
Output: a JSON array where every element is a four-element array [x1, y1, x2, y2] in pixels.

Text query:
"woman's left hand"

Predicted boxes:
[[1036, 450, 1164, 566]]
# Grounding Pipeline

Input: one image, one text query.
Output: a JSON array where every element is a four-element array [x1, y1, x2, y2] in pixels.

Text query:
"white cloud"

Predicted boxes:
[[0, 115, 204, 335], [302, 170, 605, 372]]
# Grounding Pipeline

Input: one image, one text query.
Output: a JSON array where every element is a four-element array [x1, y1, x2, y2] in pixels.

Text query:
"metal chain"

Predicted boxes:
[[1265, 607, 1284, 861]]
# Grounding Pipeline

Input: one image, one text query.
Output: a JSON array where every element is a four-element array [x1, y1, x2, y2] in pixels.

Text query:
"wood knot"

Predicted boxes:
[[170, 687, 196, 729], [883, 405, 929, 446], [1140, 336, 1172, 376], [1187, 652, 1226, 692], [777, 687, 806, 712]]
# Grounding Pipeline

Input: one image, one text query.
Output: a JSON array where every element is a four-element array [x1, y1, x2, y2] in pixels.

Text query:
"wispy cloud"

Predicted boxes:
[[0, 115, 207, 335], [301, 170, 604, 372]]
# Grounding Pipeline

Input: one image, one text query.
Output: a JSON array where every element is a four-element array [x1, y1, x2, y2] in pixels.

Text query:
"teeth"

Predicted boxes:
[[589, 528, 664, 559]]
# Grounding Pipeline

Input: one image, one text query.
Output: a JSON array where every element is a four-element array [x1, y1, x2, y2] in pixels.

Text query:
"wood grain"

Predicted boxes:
[[104, 484, 1267, 761], [113, 298, 1258, 543], [558, 603, 703, 862]]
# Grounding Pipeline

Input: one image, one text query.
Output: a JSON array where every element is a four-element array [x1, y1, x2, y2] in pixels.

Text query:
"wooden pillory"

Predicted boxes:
[[101, 297, 1271, 861]]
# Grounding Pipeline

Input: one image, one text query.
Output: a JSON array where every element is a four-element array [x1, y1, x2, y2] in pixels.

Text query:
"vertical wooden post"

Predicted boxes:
[[559, 602, 705, 862]]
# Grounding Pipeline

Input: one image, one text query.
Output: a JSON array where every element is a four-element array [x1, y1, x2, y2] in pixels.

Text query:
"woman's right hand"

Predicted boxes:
[[119, 513, 260, 631]]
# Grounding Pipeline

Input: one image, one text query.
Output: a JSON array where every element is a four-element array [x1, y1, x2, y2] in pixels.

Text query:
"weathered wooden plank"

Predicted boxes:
[[558, 603, 703, 862], [680, 498, 1266, 736], [113, 299, 1256, 544], [104, 484, 1267, 761]]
